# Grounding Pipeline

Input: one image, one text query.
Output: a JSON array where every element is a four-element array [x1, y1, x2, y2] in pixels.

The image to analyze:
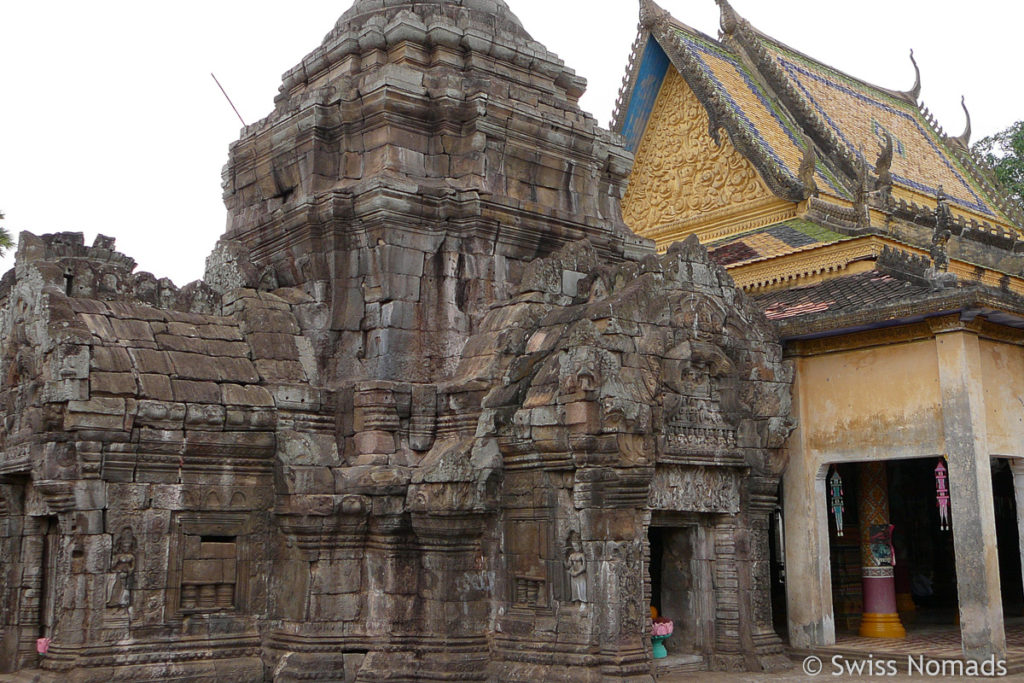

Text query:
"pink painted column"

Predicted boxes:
[[857, 462, 905, 638]]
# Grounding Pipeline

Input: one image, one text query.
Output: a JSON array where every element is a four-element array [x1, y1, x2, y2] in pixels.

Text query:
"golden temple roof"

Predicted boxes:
[[614, 0, 1024, 240]]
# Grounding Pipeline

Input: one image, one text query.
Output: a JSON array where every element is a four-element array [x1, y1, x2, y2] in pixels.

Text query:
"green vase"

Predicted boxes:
[[652, 635, 669, 659]]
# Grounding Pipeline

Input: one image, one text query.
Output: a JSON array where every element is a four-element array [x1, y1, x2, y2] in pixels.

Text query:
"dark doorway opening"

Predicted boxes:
[[827, 459, 963, 634], [992, 459, 1023, 617], [887, 458, 959, 626], [648, 525, 705, 656], [38, 516, 59, 639], [768, 502, 787, 635]]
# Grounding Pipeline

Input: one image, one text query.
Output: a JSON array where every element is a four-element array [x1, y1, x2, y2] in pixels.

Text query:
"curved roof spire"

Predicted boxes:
[[903, 49, 922, 101], [639, 0, 670, 30], [952, 96, 972, 148], [716, 0, 741, 36]]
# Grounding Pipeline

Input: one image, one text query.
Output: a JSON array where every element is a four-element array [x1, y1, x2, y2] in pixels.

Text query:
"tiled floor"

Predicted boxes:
[[660, 619, 1024, 680], [783, 618, 1024, 678], [825, 617, 1024, 658]]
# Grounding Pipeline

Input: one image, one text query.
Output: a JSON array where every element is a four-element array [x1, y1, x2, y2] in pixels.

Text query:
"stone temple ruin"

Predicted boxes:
[[0, 1, 793, 679]]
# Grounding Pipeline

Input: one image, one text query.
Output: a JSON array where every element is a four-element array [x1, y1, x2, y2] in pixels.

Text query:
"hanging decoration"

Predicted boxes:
[[935, 459, 950, 531], [829, 468, 845, 536]]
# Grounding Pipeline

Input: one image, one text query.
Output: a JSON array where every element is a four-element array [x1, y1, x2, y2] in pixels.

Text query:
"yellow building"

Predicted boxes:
[[617, 0, 1024, 664]]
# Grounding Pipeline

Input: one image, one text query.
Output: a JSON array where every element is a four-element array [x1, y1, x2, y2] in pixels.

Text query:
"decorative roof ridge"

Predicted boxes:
[[903, 50, 922, 102], [639, 0, 671, 32], [646, 0, 725, 48], [706, 214, 842, 244], [721, 21, 863, 194], [743, 26, 920, 107], [915, 98, 1024, 231], [642, 5, 806, 202], [726, 13, 1022, 232], [610, 19, 649, 133]]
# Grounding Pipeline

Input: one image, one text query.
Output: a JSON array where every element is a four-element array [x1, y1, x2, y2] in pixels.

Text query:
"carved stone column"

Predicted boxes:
[[739, 478, 789, 671]]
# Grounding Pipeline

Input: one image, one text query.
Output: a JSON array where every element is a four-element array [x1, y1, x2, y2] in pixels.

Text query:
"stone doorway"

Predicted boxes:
[[38, 515, 59, 641], [648, 524, 712, 658]]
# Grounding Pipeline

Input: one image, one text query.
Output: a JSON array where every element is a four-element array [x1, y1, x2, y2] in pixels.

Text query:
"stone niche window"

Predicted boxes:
[[181, 535, 237, 611], [167, 513, 250, 618]]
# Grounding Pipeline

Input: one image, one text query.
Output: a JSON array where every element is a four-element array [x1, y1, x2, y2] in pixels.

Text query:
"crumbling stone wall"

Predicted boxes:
[[0, 233, 311, 679], [0, 1, 795, 681]]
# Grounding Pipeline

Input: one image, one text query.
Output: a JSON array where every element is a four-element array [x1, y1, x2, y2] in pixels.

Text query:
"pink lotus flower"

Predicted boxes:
[[36, 637, 51, 654], [651, 618, 673, 637]]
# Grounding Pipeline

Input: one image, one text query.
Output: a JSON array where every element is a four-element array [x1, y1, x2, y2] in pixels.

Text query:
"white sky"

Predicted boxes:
[[1, 0, 1022, 286]]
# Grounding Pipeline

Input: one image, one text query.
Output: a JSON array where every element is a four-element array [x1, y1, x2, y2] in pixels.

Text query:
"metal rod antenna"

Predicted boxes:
[[211, 73, 247, 127]]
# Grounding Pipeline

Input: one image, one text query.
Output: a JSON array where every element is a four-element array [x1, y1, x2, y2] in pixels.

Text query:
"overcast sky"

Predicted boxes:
[[1, 0, 1022, 285]]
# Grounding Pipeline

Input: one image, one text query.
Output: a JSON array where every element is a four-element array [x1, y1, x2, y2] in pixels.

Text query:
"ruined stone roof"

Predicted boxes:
[[333, 0, 531, 42]]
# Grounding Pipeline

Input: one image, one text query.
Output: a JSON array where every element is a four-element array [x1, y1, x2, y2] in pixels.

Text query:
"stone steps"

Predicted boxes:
[[0, 671, 50, 683], [654, 653, 705, 676]]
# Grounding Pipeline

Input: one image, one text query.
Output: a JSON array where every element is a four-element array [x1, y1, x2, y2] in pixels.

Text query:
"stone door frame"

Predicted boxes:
[[648, 512, 716, 658]]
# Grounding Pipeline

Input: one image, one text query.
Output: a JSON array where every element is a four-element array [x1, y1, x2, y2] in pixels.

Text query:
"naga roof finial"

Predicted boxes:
[[952, 96, 972, 149], [716, 0, 740, 36], [904, 49, 922, 101], [639, 0, 669, 30], [874, 130, 894, 206], [875, 130, 894, 189], [798, 134, 819, 199]]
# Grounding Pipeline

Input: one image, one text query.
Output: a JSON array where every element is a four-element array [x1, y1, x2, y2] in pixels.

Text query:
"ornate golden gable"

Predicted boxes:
[[623, 68, 795, 247]]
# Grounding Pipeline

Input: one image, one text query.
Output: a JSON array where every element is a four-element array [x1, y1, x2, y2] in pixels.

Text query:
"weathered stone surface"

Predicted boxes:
[[0, 2, 791, 681]]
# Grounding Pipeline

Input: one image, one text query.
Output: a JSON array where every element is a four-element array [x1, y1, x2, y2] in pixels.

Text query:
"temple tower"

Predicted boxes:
[[220, 0, 646, 386]]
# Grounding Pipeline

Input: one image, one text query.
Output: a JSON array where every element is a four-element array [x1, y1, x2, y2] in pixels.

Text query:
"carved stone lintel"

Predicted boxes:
[[648, 466, 740, 513]]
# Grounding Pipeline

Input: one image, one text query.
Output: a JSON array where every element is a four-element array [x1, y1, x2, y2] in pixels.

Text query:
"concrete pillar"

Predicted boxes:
[[782, 356, 835, 648], [856, 461, 905, 638], [936, 330, 1006, 660], [1007, 459, 1024, 619]]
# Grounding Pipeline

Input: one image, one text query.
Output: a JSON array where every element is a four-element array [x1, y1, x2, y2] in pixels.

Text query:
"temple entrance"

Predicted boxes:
[[648, 523, 711, 657], [827, 459, 961, 634], [828, 458, 1024, 635]]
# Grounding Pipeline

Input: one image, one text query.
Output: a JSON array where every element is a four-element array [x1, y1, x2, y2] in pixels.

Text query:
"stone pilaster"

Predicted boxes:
[[741, 480, 789, 671]]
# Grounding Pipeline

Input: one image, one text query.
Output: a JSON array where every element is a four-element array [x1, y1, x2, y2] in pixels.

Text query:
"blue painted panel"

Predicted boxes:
[[620, 36, 671, 154]]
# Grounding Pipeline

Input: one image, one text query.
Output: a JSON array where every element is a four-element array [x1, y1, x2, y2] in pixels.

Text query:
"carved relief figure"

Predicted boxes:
[[106, 526, 136, 608], [565, 531, 587, 603]]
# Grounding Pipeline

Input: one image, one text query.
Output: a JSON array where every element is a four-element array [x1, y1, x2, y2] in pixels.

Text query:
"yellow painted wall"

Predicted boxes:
[[980, 339, 1024, 457], [796, 339, 944, 461]]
